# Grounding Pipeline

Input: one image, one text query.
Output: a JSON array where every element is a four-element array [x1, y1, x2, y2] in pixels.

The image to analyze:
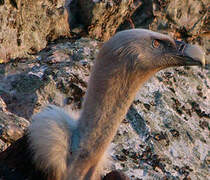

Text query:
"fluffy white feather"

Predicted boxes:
[[29, 105, 77, 179]]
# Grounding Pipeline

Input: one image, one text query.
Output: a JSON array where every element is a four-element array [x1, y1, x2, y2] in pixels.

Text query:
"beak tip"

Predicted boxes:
[[202, 57, 206, 67], [184, 44, 206, 67]]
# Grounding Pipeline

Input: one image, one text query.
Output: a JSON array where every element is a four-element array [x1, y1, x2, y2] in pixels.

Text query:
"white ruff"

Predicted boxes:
[[29, 105, 77, 179]]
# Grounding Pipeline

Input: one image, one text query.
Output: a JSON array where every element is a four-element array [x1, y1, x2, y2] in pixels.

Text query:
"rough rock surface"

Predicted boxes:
[[119, 0, 209, 62], [112, 67, 209, 179], [0, 38, 98, 150], [150, 0, 209, 64], [0, 0, 209, 61], [0, 0, 70, 60], [74, 0, 142, 41]]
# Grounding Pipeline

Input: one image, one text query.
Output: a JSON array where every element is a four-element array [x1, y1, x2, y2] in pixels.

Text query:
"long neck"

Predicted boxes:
[[67, 57, 157, 179], [79, 68, 140, 150]]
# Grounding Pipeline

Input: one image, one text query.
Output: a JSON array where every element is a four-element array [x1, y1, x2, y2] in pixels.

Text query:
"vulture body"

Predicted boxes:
[[0, 29, 205, 180]]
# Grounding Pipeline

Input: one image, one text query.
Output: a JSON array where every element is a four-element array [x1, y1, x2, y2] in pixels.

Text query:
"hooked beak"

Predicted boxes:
[[175, 40, 206, 67]]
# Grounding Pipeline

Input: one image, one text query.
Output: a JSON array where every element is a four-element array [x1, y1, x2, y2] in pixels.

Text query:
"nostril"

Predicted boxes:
[[179, 44, 185, 53]]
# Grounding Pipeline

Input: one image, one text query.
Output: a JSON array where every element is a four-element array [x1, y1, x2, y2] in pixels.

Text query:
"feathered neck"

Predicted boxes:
[[66, 53, 158, 179]]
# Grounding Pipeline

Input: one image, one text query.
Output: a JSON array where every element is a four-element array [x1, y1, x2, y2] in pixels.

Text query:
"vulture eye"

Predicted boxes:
[[152, 39, 160, 48]]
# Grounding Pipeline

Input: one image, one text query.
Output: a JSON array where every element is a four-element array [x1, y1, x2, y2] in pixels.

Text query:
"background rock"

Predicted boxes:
[[73, 0, 142, 40], [112, 66, 209, 179], [0, 0, 70, 60], [0, 0, 209, 62]]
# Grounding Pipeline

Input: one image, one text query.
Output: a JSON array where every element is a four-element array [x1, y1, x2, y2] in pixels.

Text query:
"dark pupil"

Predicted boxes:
[[153, 40, 159, 48]]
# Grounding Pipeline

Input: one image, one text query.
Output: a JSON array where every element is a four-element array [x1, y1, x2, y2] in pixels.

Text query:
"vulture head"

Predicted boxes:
[[95, 29, 205, 76]]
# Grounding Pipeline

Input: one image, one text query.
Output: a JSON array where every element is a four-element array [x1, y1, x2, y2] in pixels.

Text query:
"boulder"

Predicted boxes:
[[0, 0, 70, 60]]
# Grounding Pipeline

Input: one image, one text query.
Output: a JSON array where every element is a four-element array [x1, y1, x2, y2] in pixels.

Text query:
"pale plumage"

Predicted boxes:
[[0, 29, 205, 180]]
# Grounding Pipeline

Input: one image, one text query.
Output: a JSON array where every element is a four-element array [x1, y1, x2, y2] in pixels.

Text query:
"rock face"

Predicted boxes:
[[0, 0, 208, 61], [0, 38, 98, 150], [73, 0, 209, 63], [0, 0, 70, 60], [0, 0, 209, 179], [74, 0, 142, 41], [150, 0, 209, 63], [113, 67, 209, 179]]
